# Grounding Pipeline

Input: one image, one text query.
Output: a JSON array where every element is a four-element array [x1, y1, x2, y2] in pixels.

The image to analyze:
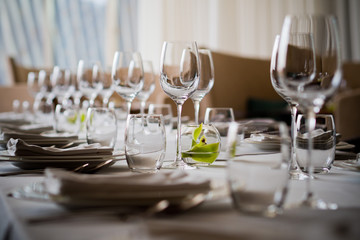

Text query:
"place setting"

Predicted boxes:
[[0, 8, 360, 240], [0, 105, 126, 175]]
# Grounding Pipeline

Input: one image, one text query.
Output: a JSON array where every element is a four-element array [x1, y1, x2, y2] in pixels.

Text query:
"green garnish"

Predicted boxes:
[[182, 123, 220, 163], [80, 112, 86, 123], [67, 113, 78, 124]]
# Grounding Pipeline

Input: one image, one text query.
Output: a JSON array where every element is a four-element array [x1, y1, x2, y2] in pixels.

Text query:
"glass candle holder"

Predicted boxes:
[[181, 123, 221, 166]]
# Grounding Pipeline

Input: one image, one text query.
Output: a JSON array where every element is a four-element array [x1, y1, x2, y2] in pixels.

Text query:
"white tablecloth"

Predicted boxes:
[[0, 134, 360, 240]]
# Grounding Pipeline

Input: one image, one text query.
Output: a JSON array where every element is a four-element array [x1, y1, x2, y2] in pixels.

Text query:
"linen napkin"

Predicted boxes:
[[1, 128, 78, 142], [296, 129, 335, 150], [7, 138, 113, 156], [44, 168, 211, 199]]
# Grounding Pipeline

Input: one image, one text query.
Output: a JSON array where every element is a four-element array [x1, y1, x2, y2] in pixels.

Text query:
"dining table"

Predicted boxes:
[[0, 130, 360, 240]]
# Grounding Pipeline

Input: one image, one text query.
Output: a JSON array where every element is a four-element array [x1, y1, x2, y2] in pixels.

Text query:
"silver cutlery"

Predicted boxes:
[[0, 169, 44, 176]]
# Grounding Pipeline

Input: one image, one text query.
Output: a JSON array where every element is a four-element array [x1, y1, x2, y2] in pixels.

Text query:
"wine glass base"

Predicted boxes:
[[293, 196, 338, 210], [162, 161, 197, 170], [289, 169, 311, 180]]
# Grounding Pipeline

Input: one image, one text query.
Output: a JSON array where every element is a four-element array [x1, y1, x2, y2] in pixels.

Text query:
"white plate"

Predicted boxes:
[[0, 149, 124, 160], [0, 152, 125, 170], [0, 153, 125, 161]]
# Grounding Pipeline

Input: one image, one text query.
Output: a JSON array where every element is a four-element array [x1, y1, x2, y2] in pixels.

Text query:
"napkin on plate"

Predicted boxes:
[[7, 138, 113, 156], [296, 129, 335, 150], [44, 168, 211, 199]]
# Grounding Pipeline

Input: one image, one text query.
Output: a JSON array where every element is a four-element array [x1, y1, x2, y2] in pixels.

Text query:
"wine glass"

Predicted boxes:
[[77, 60, 104, 107], [191, 49, 215, 125], [27, 71, 43, 121], [136, 60, 156, 114], [111, 51, 144, 117], [277, 15, 342, 209], [50, 66, 72, 105], [32, 70, 54, 124], [270, 35, 308, 180], [159, 41, 200, 169], [98, 68, 113, 107], [27, 72, 41, 99]]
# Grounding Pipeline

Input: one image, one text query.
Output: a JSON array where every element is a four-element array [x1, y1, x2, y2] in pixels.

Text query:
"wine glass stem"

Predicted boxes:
[[125, 101, 132, 117], [290, 104, 298, 170], [103, 97, 109, 107], [193, 100, 200, 125], [305, 109, 316, 201], [175, 103, 183, 164], [140, 101, 146, 115]]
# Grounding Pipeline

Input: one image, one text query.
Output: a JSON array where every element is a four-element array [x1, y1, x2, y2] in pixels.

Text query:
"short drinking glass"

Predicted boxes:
[[148, 103, 173, 134], [125, 114, 166, 172], [295, 114, 336, 174], [54, 104, 80, 134], [86, 107, 117, 148], [227, 121, 291, 217]]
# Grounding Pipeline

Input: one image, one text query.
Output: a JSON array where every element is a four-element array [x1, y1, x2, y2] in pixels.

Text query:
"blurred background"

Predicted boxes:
[[0, 0, 359, 85]]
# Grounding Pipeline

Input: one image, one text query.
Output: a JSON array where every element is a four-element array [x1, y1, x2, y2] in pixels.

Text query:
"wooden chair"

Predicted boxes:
[[6, 56, 47, 85], [164, 51, 284, 121], [0, 83, 33, 112], [334, 88, 360, 142], [333, 61, 360, 142]]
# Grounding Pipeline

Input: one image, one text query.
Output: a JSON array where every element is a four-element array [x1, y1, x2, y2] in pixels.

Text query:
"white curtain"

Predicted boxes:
[[137, 0, 360, 71], [0, 0, 138, 85]]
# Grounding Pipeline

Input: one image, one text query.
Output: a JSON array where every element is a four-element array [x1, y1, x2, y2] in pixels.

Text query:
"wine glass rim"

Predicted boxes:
[[163, 40, 197, 44]]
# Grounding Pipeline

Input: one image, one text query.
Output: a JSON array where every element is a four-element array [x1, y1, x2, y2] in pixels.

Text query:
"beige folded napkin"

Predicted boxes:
[[296, 129, 335, 150], [44, 168, 211, 199], [7, 138, 113, 156], [2, 128, 78, 142]]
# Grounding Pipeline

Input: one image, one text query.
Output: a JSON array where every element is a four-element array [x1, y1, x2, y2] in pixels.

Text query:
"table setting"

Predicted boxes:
[[0, 14, 359, 240]]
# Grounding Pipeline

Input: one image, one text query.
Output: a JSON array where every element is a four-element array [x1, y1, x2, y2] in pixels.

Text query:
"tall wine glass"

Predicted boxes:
[[77, 60, 104, 106], [270, 35, 308, 180], [277, 15, 342, 209], [98, 68, 114, 107], [33, 70, 53, 124], [136, 60, 156, 114], [160, 41, 200, 169], [51, 66, 72, 105], [111, 52, 144, 117], [27, 72, 41, 99], [191, 49, 215, 125]]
